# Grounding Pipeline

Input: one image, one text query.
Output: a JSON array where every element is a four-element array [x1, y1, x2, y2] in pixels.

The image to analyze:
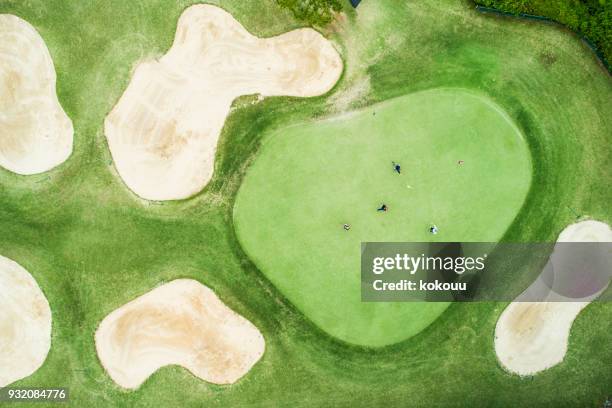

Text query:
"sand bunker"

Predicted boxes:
[[0, 255, 52, 387], [95, 279, 265, 389], [494, 220, 612, 376], [104, 4, 342, 201], [0, 14, 73, 175]]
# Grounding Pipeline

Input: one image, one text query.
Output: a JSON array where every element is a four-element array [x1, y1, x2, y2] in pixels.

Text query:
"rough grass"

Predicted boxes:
[[473, 0, 612, 69], [0, 0, 610, 407]]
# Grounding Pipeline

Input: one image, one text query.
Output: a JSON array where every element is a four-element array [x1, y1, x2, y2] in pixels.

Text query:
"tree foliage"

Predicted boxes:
[[475, 0, 612, 67]]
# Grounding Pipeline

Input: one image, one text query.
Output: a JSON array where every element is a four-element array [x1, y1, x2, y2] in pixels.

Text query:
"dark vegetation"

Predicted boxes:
[[474, 0, 612, 68], [275, 0, 342, 26]]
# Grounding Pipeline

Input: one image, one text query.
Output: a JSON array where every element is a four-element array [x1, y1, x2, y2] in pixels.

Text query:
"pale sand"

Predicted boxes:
[[494, 220, 612, 376], [0, 14, 73, 175], [104, 4, 343, 201], [95, 279, 265, 389], [0, 255, 52, 387]]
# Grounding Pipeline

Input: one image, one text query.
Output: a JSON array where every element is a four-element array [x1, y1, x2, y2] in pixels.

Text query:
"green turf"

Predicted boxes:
[[233, 88, 531, 346], [0, 0, 610, 406]]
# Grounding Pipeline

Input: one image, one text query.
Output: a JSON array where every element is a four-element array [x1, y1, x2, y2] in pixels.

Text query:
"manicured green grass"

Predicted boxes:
[[234, 88, 531, 346], [0, 0, 609, 406]]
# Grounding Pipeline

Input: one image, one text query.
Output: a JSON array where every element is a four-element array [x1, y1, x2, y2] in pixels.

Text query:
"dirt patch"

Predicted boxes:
[[0, 255, 52, 387], [0, 14, 73, 175], [95, 279, 265, 389], [104, 4, 343, 201]]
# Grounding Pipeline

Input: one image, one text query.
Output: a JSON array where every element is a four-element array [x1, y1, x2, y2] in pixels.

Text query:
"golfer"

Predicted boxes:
[[392, 161, 401, 174]]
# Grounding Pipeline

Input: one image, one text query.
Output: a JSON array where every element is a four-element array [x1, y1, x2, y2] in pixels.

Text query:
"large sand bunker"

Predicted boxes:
[[95, 279, 265, 389], [494, 220, 612, 376], [105, 4, 343, 201], [0, 255, 52, 387], [0, 14, 73, 175]]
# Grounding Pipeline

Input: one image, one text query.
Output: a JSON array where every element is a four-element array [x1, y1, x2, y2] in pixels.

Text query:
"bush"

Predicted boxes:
[[276, 0, 343, 26]]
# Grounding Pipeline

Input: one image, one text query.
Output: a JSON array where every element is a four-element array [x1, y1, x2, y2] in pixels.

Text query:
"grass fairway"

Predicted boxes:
[[234, 88, 531, 346], [0, 0, 610, 406]]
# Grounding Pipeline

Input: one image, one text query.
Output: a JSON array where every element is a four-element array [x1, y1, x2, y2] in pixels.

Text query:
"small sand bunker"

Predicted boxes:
[[0, 255, 52, 387], [0, 15, 73, 175], [104, 4, 342, 201], [495, 220, 612, 376], [95, 279, 265, 389]]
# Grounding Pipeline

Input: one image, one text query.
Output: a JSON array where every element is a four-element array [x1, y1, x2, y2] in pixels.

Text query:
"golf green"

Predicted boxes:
[[234, 88, 531, 347]]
